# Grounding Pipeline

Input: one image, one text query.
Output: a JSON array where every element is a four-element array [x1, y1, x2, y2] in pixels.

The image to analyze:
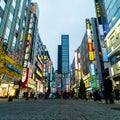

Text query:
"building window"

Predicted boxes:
[[12, 36, 16, 49], [4, 0, 7, 3], [0, 17, 1, 25], [12, 0, 16, 9], [16, 23, 19, 30], [7, 19, 12, 29], [9, 12, 13, 21], [5, 27, 10, 36], [10, 6, 14, 15], [0, 0, 5, 10]]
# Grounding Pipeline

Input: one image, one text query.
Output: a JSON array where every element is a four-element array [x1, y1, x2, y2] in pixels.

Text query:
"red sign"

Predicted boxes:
[[88, 43, 93, 52]]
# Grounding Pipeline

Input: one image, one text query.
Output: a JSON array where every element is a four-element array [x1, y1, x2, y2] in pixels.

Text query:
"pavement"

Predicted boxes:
[[0, 98, 120, 120]]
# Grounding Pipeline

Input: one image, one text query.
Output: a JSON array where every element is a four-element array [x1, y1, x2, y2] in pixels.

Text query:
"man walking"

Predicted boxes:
[[103, 75, 114, 104]]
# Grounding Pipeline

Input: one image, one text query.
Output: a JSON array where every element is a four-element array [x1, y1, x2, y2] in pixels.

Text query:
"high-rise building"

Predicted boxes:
[[57, 45, 62, 74], [61, 35, 69, 91], [22, 2, 39, 89], [95, 0, 120, 87], [57, 35, 70, 91], [61, 35, 69, 74], [0, 0, 31, 64], [0, 0, 31, 98], [103, 0, 120, 29]]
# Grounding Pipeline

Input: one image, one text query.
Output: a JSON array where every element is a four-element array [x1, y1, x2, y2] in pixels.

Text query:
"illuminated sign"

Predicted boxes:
[[22, 68, 29, 87], [86, 19, 95, 61], [96, 2, 101, 17], [5, 62, 22, 74], [27, 34, 31, 41], [37, 62, 42, 71], [74, 50, 78, 69], [50, 64, 53, 82], [88, 43, 93, 52], [102, 48, 108, 62], [95, 0, 102, 24], [99, 24, 104, 36], [36, 69, 42, 78], [90, 64, 96, 75], [89, 52, 94, 61]]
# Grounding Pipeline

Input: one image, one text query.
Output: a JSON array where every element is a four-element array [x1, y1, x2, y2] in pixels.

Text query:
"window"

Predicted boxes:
[[7, 19, 11, 29], [12, 0, 16, 9], [5, 27, 10, 37], [4, 0, 7, 3], [9, 12, 13, 21], [16, 23, 19, 30], [12, 36, 16, 49], [0, 6, 4, 18], [10, 6, 14, 15], [0, 17, 1, 25], [0, 0, 5, 10]]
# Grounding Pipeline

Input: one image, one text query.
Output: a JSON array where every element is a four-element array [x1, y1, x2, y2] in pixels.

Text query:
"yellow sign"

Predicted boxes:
[[96, 2, 101, 17], [89, 52, 94, 61], [27, 34, 31, 41], [36, 69, 42, 78]]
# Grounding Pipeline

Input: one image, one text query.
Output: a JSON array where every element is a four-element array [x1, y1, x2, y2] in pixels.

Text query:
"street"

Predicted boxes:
[[0, 99, 120, 120]]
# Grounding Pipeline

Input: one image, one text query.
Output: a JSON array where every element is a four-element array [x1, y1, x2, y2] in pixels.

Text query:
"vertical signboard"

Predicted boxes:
[[74, 50, 78, 69], [102, 48, 108, 62], [90, 64, 96, 75], [86, 19, 95, 61]]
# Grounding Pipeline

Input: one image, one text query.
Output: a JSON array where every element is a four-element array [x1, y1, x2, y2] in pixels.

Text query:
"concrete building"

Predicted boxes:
[[57, 35, 70, 91], [0, 0, 31, 98], [95, 0, 120, 87]]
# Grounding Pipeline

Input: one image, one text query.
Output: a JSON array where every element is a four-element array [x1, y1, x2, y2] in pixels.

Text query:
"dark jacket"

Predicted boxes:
[[103, 78, 113, 94]]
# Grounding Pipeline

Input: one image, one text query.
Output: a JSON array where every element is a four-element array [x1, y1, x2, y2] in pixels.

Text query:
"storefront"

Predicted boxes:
[[0, 81, 20, 98], [0, 53, 22, 98]]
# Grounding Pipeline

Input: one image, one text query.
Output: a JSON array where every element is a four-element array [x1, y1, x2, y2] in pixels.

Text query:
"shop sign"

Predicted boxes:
[[14, 85, 19, 88], [89, 52, 94, 61], [22, 68, 29, 87], [5, 62, 22, 74]]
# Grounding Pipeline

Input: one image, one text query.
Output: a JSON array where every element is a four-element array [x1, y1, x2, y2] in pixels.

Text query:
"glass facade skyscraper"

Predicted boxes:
[[104, 0, 120, 29], [95, 0, 120, 87], [58, 45, 62, 74], [61, 35, 69, 74], [0, 0, 31, 64]]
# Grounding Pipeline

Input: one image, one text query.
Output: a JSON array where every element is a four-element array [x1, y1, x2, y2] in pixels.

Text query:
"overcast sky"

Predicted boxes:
[[33, 0, 96, 70]]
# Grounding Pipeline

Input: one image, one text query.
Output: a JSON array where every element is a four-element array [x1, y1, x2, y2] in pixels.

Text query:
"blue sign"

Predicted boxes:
[[5, 62, 22, 74], [90, 64, 96, 75], [102, 48, 108, 62]]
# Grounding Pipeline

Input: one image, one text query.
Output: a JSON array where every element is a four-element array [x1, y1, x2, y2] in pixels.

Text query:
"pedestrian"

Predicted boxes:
[[103, 75, 114, 104], [114, 86, 119, 100]]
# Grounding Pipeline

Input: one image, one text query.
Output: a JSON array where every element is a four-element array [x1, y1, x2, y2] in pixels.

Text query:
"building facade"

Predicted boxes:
[[57, 45, 62, 74], [95, 0, 120, 87], [61, 35, 69, 91], [61, 35, 69, 73], [0, 0, 31, 98]]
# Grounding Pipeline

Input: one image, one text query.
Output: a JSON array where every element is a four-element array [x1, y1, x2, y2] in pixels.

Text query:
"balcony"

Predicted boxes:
[[107, 38, 120, 57], [111, 63, 120, 75]]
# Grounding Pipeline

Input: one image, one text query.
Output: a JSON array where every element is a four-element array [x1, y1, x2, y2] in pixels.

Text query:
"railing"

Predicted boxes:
[[107, 38, 120, 55], [111, 64, 120, 75]]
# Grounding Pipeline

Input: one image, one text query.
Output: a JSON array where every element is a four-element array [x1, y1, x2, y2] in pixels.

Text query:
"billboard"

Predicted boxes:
[[86, 19, 95, 61], [90, 64, 96, 75], [102, 48, 108, 62]]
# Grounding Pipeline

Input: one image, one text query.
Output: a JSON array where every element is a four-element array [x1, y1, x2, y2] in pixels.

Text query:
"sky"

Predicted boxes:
[[33, 0, 96, 70]]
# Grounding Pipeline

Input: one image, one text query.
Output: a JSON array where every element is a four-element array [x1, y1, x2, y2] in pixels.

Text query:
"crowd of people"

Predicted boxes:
[[22, 75, 119, 104]]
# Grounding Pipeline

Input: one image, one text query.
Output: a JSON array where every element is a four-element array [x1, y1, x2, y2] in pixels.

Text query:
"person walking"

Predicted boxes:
[[103, 75, 114, 104], [114, 86, 119, 100]]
